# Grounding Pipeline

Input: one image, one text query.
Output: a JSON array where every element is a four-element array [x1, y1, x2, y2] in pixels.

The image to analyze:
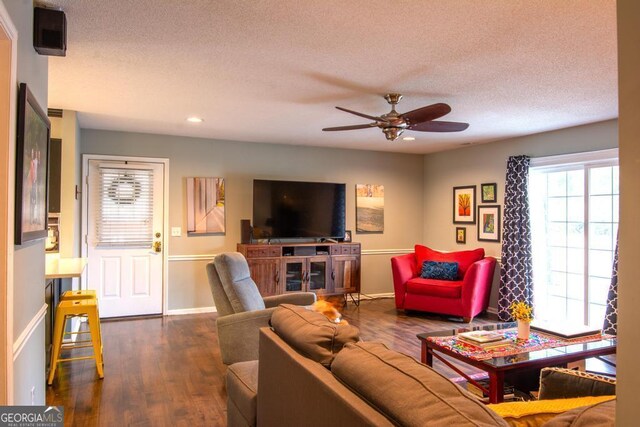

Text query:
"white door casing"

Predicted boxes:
[[83, 157, 167, 318]]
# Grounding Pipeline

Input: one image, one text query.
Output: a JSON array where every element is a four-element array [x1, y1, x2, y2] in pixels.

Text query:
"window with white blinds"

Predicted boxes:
[[95, 167, 154, 247]]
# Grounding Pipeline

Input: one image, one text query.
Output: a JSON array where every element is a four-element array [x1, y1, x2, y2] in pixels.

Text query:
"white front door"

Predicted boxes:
[[86, 159, 164, 318]]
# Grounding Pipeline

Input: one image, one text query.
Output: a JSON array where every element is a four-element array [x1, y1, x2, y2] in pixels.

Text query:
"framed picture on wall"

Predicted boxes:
[[456, 227, 466, 244], [15, 83, 50, 245], [481, 183, 497, 203], [344, 230, 352, 242], [453, 185, 476, 224], [478, 205, 501, 242]]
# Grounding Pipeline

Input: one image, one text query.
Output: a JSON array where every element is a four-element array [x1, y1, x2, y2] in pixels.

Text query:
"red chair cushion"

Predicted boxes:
[[406, 278, 463, 299], [414, 245, 485, 279]]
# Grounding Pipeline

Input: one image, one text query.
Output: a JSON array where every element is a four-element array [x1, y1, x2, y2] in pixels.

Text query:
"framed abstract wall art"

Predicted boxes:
[[478, 205, 501, 242], [456, 227, 466, 244], [453, 185, 476, 224], [15, 83, 50, 245], [481, 182, 497, 203], [186, 177, 226, 234]]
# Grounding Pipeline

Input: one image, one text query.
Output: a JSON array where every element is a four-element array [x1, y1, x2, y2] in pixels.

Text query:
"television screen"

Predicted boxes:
[[252, 179, 346, 239]]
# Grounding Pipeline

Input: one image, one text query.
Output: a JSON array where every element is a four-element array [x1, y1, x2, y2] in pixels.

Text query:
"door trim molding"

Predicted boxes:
[[0, 2, 18, 405], [81, 154, 170, 316]]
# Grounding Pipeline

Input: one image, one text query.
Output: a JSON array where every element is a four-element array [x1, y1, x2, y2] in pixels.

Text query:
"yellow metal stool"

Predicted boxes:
[[61, 289, 97, 301], [47, 298, 104, 385]]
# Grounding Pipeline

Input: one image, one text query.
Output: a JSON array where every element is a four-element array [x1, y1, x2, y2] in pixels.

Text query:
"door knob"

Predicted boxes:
[[153, 241, 162, 253]]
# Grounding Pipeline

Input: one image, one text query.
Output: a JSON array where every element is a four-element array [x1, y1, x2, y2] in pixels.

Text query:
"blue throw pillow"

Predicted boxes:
[[421, 261, 459, 281]]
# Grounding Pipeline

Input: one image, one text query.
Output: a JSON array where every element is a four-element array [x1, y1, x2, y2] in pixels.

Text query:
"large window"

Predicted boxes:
[[530, 150, 618, 327]]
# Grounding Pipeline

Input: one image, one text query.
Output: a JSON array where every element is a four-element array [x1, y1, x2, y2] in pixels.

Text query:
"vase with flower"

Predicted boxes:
[[510, 301, 534, 340]]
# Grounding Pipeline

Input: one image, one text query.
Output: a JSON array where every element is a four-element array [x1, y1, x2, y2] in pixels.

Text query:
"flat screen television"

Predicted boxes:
[[252, 179, 346, 239]]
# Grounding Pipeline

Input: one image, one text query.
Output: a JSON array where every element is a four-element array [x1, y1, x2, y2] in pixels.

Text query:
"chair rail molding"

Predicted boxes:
[[13, 304, 47, 361]]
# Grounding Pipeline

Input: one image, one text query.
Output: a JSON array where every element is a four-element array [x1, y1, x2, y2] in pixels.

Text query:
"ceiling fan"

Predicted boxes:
[[322, 93, 469, 141]]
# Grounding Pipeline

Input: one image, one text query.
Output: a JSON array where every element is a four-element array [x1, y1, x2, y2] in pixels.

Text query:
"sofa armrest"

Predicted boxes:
[[263, 292, 316, 308], [391, 253, 417, 309], [216, 307, 278, 365], [538, 367, 616, 399], [460, 257, 496, 316]]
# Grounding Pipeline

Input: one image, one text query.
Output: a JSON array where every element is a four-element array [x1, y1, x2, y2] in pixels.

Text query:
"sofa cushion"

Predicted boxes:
[[415, 245, 485, 278], [540, 398, 615, 427], [538, 367, 616, 399], [421, 261, 459, 281], [407, 277, 463, 298], [270, 304, 360, 367], [488, 395, 615, 427], [214, 252, 265, 313], [226, 360, 259, 427], [331, 341, 508, 427]]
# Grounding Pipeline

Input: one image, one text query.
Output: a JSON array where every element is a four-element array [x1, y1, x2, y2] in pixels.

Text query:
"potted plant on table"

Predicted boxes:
[[510, 301, 534, 340]]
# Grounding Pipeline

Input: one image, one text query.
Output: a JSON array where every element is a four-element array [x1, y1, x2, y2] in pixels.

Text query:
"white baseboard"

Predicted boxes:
[[167, 306, 217, 316], [359, 292, 395, 300]]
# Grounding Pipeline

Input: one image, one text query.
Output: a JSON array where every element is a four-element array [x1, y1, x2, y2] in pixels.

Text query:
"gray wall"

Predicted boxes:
[[422, 120, 618, 310], [81, 130, 424, 310], [4, 0, 48, 405]]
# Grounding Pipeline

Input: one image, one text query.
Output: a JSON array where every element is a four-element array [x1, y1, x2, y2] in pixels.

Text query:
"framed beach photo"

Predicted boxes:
[[15, 83, 50, 245], [456, 227, 466, 244], [453, 185, 476, 224], [478, 205, 501, 242], [481, 183, 497, 203], [356, 184, 384, 233]]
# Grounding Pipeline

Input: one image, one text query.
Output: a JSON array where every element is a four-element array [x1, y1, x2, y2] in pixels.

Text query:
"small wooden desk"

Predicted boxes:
[[45, 257, 87, 279]]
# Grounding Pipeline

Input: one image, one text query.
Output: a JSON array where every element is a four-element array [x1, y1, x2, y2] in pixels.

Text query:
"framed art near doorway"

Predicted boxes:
[[15, 83, 50, 245]]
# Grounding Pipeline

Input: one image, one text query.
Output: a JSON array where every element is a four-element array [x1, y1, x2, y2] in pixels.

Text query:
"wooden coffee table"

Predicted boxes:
[[417, 323, 617, 403]]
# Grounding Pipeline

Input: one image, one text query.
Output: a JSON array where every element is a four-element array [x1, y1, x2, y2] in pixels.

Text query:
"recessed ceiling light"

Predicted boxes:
[[186, 116, 203, 123], [402, 136, 415, 141]]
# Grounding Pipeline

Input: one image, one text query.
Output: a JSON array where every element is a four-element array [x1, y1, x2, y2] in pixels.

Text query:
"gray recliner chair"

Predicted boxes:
[[207, 252, 316, 365]]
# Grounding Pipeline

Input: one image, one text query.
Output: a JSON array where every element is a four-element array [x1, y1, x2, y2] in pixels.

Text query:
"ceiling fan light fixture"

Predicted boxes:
[[383, 127, 403, 141], [186, 116, 203, 123]]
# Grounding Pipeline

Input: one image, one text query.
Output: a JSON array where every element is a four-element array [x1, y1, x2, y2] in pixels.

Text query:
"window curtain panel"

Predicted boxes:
[[498, 155, 533, 321], [602, 234, 618, 335]]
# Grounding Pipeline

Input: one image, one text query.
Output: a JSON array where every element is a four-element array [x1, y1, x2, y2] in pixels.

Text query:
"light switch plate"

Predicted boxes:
[[171, 227, 181, 237]]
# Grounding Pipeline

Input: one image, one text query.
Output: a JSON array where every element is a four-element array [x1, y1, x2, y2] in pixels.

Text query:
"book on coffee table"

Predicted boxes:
[[457, 330, 505, 343], [457, 336, 513, 349], [530, 320, 601, 339]]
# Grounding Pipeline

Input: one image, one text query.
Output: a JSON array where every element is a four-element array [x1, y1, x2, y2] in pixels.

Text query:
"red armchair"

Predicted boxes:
[[391, 245, 497, 322]]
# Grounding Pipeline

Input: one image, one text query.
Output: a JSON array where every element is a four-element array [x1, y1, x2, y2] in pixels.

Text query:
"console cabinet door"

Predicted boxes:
[[332, 255, 360, 293], [247, 258, 281, 296], [282, 257, 306, 293], [308, 256, 332, 295]]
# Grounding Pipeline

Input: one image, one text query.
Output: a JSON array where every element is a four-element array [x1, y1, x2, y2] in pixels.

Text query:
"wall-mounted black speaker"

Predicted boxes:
[[240, 219, 252, 244], [34, 7, 67, 57]]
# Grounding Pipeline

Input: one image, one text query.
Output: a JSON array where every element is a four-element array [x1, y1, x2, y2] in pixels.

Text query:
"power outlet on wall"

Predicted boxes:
[[171, 227, 181, 237]]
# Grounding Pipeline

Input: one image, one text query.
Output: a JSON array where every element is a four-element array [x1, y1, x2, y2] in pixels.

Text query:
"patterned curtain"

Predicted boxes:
[[602, 234, 618, 335], [498, 155, 533, 321]]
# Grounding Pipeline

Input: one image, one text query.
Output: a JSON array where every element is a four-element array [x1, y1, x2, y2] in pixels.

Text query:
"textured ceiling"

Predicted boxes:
[[45, 0, 618, 154]]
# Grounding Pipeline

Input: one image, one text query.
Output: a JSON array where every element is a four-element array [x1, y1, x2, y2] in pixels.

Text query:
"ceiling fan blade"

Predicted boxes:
[[408, 120, 469, 132], [401, 103, 451, 125], [322, 123, 377, 131], [335, 106, 388, 122]]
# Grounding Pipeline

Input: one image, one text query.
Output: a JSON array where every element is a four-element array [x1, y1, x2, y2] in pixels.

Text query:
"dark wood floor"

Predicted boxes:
[[46, 298, 614, 426]]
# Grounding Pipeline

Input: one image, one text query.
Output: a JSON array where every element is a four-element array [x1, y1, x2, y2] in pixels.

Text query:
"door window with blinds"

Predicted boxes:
[[95, 166, 154, 247]]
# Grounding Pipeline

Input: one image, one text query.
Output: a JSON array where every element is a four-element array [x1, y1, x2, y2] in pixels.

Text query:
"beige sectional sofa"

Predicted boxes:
[[226, 304, 615, 427]]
